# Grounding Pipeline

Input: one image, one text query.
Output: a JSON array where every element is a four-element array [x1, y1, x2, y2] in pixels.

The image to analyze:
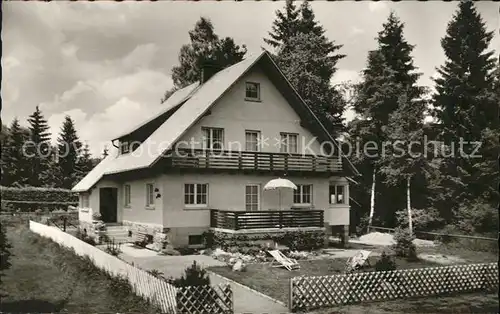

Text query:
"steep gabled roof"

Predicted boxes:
[[72, 50, 359, 192], [112, 82, 200, 140]]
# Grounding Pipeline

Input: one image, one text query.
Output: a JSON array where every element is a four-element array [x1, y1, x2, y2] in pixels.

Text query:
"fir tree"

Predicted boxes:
[[350, 12, 425, 228], [430, 1, 497, 227], [77, 142, 95, 179], [264, 0, 301, 49], [26, 106, 52, 187], [273, 1, 346, 136], [57, 116, 82, 189], [1, 118, 29, 186], [168, 17, 247, 92]]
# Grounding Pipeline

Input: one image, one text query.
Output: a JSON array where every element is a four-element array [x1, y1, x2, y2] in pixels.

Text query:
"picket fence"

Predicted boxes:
[[289, 262, 499, 312], [29, 221, 233, 314]]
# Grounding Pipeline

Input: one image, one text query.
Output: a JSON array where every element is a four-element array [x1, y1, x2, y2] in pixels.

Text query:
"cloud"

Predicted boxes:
[[349, 26, 365, 36], [368, 2, 388, 13]]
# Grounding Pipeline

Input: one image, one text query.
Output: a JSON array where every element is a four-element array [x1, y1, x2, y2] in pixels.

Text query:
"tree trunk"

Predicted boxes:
[[407, 176, 413, 235], [368, 169, 376, 231]]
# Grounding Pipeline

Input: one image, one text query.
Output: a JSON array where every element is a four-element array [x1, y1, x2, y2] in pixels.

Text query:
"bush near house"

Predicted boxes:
[[204, 230, 326, 253], [0, 186, 78, 212]]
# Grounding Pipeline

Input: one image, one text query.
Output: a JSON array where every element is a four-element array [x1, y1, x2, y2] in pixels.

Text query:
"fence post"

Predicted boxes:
[[288, 278, 293, 312], [234, 212, 239, 230], [63, 216, 67, 232]]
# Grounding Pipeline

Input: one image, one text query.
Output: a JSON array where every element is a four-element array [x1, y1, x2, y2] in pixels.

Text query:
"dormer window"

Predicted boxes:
[[245, 82, 260, 101], [120, 141, 130, 154]]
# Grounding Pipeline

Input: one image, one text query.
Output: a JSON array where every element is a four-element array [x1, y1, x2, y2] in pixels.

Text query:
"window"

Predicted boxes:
[[329, 185, 346, 204], [245, 185, 260, 211], [294, 184, 312, 205], [245, 82, 260, 101], [124, 184, 131, 207], [280, 133, 298, 153], [245, 130, 261, 152], [80, 193, 90, 208], [184, 184, 208, 207], [202, 128, 224, 150], [188, 235, 204, 245], [146, 184, 154, 208], [120, 141, 130, 154]]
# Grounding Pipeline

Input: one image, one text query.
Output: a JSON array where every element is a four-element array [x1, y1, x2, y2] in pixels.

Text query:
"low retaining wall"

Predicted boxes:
[[29, 221, 234, 313]]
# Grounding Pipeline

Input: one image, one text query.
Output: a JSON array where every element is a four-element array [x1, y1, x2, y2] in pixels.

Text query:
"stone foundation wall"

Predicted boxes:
[[122, 220, 170, 251]]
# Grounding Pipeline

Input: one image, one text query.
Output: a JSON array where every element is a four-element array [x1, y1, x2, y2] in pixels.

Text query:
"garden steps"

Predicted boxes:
[[105, 225, 132, 244]]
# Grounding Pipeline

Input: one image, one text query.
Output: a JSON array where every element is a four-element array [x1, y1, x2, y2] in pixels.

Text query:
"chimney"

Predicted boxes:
[[200, 60, 220, 83]]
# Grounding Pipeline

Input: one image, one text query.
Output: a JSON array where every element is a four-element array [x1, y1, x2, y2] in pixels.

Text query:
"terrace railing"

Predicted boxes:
[[210, 209, 324, 230], [169, 148, 342, 174]]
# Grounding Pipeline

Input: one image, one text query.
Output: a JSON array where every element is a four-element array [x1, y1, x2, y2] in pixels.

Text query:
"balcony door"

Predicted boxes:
[[245, 184, 260, 211]]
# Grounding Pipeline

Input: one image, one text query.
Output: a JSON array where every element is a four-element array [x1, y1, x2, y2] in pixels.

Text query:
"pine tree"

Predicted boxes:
[[264, 0, 300, 49], [1, 118, 29, 186], [26, 106, 53, 187], [169, 17, 247, 91], [57, 116, 82, 189], [430, 1, 497, 227]]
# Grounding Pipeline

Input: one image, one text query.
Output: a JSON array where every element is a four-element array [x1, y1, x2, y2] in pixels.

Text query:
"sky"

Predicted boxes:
[[2, 1, 499, 157]]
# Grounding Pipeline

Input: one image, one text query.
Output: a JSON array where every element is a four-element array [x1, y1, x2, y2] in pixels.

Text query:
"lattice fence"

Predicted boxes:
[[30, 221, 234, 314], [289, 263, 499, 312], [177, 284, 233, 314]]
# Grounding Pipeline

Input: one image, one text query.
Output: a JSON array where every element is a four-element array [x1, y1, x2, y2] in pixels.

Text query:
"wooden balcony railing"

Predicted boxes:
[[169, 148, 342, 173], [210, 209, 324, 230]]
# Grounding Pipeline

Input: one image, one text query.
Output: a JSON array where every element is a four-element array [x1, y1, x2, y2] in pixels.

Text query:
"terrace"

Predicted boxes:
[[210, 209, 325, 231], [167, 148, 342, 175]]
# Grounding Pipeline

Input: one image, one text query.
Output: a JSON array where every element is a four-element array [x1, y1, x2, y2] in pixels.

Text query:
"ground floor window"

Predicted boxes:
[[330, 184, 346, 204], [124, 184, 131, 207], [294, 184, 312, 205], [146, 183, 154, 208], [188, 235, 204, 245], [184, 184, 208, 206], [80, 193, 90, 208], [245, 184, 260, 211]]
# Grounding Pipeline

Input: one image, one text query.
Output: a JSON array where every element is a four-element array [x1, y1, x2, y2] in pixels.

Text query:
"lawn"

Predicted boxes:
[[0, 225, 159, 313], [208, 255, 439, 304], [310, 293, 499, 314]]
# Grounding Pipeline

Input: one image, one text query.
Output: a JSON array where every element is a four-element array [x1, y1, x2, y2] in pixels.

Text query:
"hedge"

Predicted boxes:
[[0, 186, 79, 203], [0, 186, 79, 212]]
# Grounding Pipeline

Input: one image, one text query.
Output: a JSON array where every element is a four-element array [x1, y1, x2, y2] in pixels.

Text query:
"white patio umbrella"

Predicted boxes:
[[263, 178, 297, 210]]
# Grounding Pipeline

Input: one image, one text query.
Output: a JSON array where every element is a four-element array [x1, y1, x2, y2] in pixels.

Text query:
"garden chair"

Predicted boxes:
[[344, 250, 372, 273], [268, 250, 300, 271]]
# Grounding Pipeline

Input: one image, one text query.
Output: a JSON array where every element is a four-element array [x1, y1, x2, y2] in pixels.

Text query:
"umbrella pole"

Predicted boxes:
[[279, 189, 281, 210]]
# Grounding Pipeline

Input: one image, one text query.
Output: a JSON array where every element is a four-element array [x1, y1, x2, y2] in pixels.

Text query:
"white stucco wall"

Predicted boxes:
[[121, 177, 163, 228], [161, 173, 335, 228], [178, 65, 326, 155]]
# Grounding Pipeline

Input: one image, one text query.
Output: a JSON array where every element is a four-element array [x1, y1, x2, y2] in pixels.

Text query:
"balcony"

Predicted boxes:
[[168, 148, 342, 174], [210, 209, 324, 231]]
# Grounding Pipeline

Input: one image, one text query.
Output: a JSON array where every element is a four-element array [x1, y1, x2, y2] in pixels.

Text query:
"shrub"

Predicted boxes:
[[375, 251, 397, 272], [0, 222, 13, 284], [105, 240, 121, 256], [147, 269, 164, 279], [92, 212, 102, 221], [172, 261, 210, 287], [395, 208, 443, 231], [0, 186, 78, 205], [202, 231, 215, 248], [393, 227, 417, 259], [276, 231, 325, 251]]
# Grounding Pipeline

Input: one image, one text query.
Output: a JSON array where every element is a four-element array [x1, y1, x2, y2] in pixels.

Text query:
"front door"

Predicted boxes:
[[245, 184, 260, 211], [99, 187, 118, 223]]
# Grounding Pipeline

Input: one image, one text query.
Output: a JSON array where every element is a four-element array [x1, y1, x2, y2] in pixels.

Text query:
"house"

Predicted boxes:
[[72, 50, 360, 249]]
